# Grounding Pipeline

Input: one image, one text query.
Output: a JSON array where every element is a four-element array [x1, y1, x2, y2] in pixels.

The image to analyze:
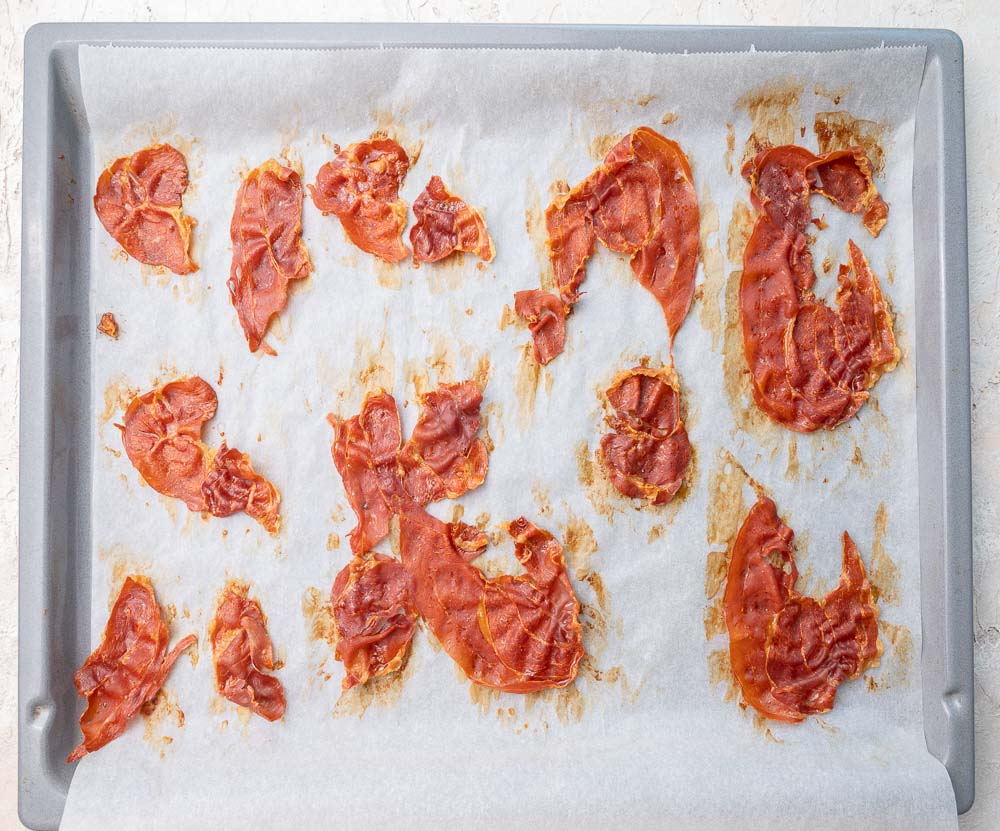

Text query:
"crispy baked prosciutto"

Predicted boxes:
[[202, 443, 281, 535], [741, 145, 898, 432], [68, 576, 196, 762], [94, 143, 197, 275], [724, 496, 882, 722], [330, 382, 488, 555], [515, 127, 699, 364], [310, 136, 410, 263], [121, 376, 281, 532], [400, 509, 583, 692], [409, 176, 494, 264], [122, 376, 218, 512], [229, 159, 312, 354], [599, 366, 691, 504], [210, 582, 285, 721], [331, 554, 418, 689]]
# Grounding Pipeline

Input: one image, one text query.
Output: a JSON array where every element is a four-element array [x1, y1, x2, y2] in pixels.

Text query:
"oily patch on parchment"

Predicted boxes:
[[514, 342, 551, 429], [334, 651, 416, 718], [721, 268, 773, 438], [697, 183, 726, 352], [867, 620, 912, 691], [524, 177, 555, 293], [814, 110, 889, 176], [736, 78, 804, 162], [301, 586, 337, 686], [141, 687, 185, 760], [868, 502, 900, 606]]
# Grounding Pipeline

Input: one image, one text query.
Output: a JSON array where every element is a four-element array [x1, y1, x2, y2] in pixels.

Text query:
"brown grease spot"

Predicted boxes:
[[141, 688, 184, 759], [869, 503, 900, 606], [707, 648, 739, 703], [698, 184, 725, 351], [660, 111, 678, 126], [589, 132, 624, 162], [814, 110, 888, 176], [514, 343, 541, 428], [736, 79, 804, 161], [326, 533, 340, 551], [724, 122, 736, 176], [562, 514, 597, 580], [531, 482, 552, 518], [334, 652, 415, 717], [785, 438, 799, 480]]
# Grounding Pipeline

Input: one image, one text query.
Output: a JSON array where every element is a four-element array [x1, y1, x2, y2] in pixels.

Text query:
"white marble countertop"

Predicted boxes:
[[1, 1, 996, 828]]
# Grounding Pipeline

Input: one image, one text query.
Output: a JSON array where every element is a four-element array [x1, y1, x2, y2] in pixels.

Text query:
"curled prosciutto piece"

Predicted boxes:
[[93, 143, 197, 275], [121, 376, 281, 532], [210, 582, 286, 721], [229, 159, 312, 354], [599, 366, 691, 504], [310, 136, 410, 263], [330, 382, 489, 555], [516, 127, 699, 365], [330, 391, 406, 556], [202, 443, 282, 534], [741, 145, 898, 432], [400, 508, 583, 693], [724, 496, 882, 722], [122, 376, 218, 512], [68, 575, 196, 762], [409, 176, 495, 264], [513, 289, 566, 366], [331, 554, 418, 689], [400, 380, 489, 505]]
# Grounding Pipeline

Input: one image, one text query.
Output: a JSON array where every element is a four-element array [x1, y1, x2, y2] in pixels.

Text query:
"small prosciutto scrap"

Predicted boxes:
[[331, 554, 418, 689], [330, 382, 489, 555], [121, 376, 281, 532], [741, 145, 898, 432], [599, 366, 691, 505], [724, 496, 882, 722], [409, 176, 495, 264], [310, 136, 410, 263], [210, 582, 286, 721], [97, 312, 119, 340], [67, 575, 196, 762], [229, 159, 312, 354], [93, 143, 197, 275], [515, 127, 700, 365], [400, 508, 583, 693]]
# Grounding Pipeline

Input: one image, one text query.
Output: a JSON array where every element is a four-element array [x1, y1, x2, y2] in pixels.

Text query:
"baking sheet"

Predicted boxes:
[[59, 44, 956, 829]]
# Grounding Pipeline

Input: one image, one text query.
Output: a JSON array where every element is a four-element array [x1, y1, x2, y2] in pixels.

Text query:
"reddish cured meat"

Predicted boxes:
[[203, 443, 282, 534], [330, 382, 489, 555], [309, 136, 410, 263], [329, 391, 405, 556], [229, 159, 312, 354], [513, 289, 567, 365], [399, 508, 583, 693], [741, 145, 898, 432], [410, 176, 495, 264], [724, 496, 882, 722], [331, 554, 418, 689], [516, 127, 699, 364], [210, 582, 286, 721], [121, 376, 218, 511], [93, 143, 197, 275], [121, 376, 281, 531], [68, 576, 196, 762], [599, 366, 691, 504], [400, 380, 489, 505]]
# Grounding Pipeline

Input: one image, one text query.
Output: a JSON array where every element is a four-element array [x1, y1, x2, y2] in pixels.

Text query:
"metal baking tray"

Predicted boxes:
[[18, 22, 973, 829]]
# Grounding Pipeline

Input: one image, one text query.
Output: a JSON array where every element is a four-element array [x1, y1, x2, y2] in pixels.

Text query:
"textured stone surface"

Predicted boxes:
[[1, 1, 996, 828]]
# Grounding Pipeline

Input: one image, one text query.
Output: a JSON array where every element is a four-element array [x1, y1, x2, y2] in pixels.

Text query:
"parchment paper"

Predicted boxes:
[[65, 44, 956, 830]]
